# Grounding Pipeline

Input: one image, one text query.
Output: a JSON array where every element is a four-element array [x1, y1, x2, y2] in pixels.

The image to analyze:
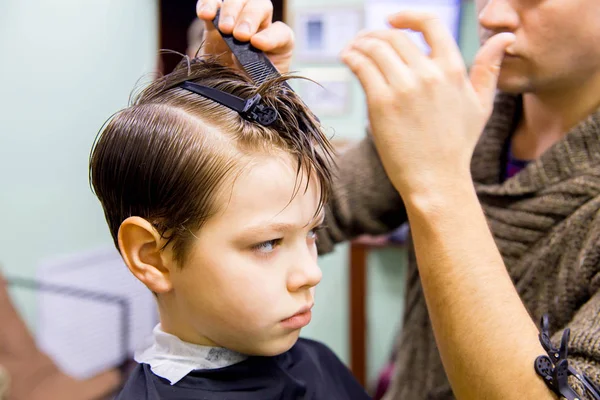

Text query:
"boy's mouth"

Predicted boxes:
[[280, 304, 314, 329]]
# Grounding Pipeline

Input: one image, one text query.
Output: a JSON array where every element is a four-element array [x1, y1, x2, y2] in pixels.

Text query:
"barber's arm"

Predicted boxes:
[[341, 11, 557, 400]]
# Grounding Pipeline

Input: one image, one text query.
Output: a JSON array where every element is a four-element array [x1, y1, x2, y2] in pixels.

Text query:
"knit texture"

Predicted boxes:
[[318, 94, 600, 399]]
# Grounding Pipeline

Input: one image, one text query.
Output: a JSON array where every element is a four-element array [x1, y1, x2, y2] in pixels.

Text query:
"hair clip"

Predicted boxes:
[[180, 81, 278, 126]]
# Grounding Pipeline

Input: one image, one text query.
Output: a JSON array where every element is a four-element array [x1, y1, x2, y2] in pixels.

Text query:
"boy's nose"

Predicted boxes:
[[286, 250, 322, 293]]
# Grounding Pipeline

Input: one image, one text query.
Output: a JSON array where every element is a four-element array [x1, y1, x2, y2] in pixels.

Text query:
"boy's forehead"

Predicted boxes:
[[215, 154, 322, 227]]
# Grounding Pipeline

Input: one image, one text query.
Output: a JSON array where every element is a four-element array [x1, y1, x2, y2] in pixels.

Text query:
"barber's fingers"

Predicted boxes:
[[360, 29, 431, 73], [347, 36, 413, 90], [196, 0, 293, 73], [470, 32, 515, 114], [196, 0, 221, 20], [217, 0, 247, 33], [233, 0, 274, 41], [197, 0, 274, 43], [251, 21, 294, 54], [341, 49, 388, 98], [388, 11, 463, 68]]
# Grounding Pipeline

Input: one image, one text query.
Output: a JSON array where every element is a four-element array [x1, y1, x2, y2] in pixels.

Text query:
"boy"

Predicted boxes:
[[90, 57, 371, 399]]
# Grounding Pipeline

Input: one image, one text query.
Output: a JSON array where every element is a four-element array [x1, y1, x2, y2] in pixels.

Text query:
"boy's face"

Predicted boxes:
[[163, 152, 324, 356]]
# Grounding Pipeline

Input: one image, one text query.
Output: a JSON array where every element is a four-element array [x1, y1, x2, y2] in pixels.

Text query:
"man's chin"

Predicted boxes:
[[495, 62, 539, 94], [496, 76, 531, 95]]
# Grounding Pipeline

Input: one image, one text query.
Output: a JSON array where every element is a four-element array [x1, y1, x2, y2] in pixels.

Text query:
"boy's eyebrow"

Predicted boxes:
[[238, 212, 325, 237]]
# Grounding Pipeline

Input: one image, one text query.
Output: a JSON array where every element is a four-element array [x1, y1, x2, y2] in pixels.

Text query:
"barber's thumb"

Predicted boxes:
[[469, 32, 516, 112]]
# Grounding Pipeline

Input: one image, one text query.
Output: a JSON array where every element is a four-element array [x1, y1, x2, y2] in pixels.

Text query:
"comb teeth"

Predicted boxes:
[[244, 59, 278, 85]]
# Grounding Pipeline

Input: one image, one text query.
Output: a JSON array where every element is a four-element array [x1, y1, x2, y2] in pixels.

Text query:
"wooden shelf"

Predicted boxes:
[[348, 238, 405, 387]]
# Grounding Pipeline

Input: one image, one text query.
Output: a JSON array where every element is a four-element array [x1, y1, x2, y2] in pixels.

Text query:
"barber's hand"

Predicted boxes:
[[196, 0, 294, 74], [341, 12, 514, 200]]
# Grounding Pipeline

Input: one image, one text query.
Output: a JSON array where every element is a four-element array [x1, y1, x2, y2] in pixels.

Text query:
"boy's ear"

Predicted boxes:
[[118, 217, 173, 294]]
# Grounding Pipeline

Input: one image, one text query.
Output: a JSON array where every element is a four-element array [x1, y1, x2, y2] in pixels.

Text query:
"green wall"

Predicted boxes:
[[0, 0, 159, 329]]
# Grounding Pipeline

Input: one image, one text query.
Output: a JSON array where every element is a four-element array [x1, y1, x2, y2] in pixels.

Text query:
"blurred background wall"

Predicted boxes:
[[0, 0, 159, 328]]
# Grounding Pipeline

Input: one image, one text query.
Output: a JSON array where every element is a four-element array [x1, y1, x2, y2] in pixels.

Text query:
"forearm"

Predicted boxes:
[[404, 181, 556, 400]]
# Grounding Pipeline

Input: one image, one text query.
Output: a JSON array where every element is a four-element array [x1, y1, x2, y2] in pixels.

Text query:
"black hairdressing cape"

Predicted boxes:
[[116, 338, 371, 399]]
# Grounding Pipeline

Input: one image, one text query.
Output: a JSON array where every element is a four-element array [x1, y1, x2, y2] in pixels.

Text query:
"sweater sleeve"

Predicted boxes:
[[317, 133, 408, 255], [550, 215, 600, 399]]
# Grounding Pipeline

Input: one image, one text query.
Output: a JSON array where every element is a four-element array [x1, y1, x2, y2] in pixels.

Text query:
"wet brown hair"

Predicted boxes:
[[89, 56, 335, 265]]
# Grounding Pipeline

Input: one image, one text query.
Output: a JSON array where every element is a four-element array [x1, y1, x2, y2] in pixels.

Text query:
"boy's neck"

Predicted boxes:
[[158, 301, 219, 347], [511, 73, 600, 160]]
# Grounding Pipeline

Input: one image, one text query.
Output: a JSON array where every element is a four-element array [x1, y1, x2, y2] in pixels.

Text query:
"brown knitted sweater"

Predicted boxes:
[[318, 93, 600, 399]]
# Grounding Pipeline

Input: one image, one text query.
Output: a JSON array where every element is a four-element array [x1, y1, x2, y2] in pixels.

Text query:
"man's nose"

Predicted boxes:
[[478, 0, 519, 34]]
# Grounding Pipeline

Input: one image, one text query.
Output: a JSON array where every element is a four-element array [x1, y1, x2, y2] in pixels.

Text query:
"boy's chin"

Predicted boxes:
[[245, 329, 302, 357]]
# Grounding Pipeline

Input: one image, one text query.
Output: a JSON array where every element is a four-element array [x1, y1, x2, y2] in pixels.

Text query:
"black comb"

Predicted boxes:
[[212, 9, 292, 90]]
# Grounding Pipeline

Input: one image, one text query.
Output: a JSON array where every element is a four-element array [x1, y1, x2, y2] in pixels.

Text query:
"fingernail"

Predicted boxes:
[[197, 2, 207, 15], [236, 21, 251, 36], [220, 16, 234, 30]]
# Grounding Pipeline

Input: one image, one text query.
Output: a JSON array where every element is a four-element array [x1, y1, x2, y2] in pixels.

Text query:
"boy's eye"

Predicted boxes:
[[308, 224, 324, 241], [252, 239, 281, 253]]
